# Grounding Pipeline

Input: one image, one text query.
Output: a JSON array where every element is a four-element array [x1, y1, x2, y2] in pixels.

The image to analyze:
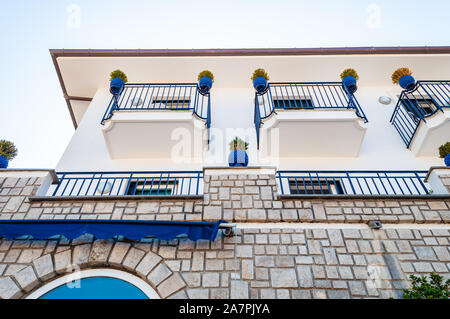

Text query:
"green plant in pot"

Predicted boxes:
[[110, 69, 128, 95], [340, 68, 359, 94], [252, 68, 269, 94], [198, 70, 214, 94], [439, 142, 450, 167], [228, 137, 249, 167], [392, 67, 416, 91], [0, 140, 18, 168], [402, 272, 449, 299]]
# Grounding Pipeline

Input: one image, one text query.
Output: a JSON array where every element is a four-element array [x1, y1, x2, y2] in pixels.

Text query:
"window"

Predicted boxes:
[[126, 179, 177, 195], [151, 98, 191, 109], [401, 98, 437, 118], [288, 178, 344, 195], [273, 97, 314, 109]]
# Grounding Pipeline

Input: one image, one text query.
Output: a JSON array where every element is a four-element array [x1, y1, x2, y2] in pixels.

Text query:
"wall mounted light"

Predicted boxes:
[[378, 96, 392, 105]]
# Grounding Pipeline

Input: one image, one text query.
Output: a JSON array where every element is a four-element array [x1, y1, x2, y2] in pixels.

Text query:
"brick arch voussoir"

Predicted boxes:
[[18, 240, 187, 299]]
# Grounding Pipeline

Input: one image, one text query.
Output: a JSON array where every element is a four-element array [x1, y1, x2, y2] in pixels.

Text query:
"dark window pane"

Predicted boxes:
[[273, 98, 314, 108], [401, 98, 436, 118], [126, 180, 176, 195], [288, 178, 344, 195], [152, 99, 191, 108]]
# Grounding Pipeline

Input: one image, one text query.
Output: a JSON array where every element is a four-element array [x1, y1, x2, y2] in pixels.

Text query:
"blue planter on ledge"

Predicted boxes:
[[199, 77, 213, 94], [228, 150, 249, 167], [445, 153, 450, 167], [0, 155, 8, 169], [253, 77, 268, 94], [399, 75, 416, 91], [342, 76, 357, 94], [110, 78, 125, 95]]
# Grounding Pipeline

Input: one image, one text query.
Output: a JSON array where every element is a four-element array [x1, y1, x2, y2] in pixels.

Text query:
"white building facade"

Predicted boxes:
[[0, 47, 449, 300]]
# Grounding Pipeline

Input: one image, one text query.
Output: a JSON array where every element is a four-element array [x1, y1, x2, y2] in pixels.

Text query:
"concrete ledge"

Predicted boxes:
[[28, 195, 204, 202], [0, 169, 58, 184], [278, 194, 450, 200], [204, 166, 276, 176], [425, 166, 450, 181]]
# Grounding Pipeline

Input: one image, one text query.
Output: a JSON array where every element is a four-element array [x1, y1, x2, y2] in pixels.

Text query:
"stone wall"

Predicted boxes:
[[0, 168, 449, 299]]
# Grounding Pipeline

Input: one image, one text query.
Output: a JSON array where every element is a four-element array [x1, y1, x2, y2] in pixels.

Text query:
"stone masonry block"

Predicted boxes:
[[157, 273, 186, 298], [136, 251, 163, 277], [32, 254, 55, 281]]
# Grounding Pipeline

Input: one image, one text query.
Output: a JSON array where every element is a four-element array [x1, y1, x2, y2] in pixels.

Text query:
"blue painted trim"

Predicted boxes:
[[101, 83, 211, 127], [276, 170, 429, 196], [53, 171, 204, 197], [0, 219, 227, 241], [254, 81, 368, 147]]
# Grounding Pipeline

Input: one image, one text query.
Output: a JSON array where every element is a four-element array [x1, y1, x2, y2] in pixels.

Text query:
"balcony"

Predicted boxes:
[[390, 81, 450, 156], [277, 170, 429, 196], [254, 82, 368, 157], [101, 83, 210, 159], [48, 171, 204, 198]]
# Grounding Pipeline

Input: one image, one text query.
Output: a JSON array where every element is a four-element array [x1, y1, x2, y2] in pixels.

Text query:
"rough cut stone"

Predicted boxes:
[[89, 240, 113, 264], [147, 263, 172, 286], [203, 206, 221, 220], [202, 272, 220, 287], [157, 273, 186, 298], [13, 266, 38, 292], [270, 268, 298, 287], [241, 260, 254, 280], [182, 273, 201, 287], [297, 265, 313, 288], [136, 252, 162, 277], [54, 250, 72, 273], [108, 242, 131, 266], [3, 197, 24, 213], [122, 248, 146, 270], [32, 254, 55, 280], [0, 277, 22, 299], [72, 244, 91, 266], [230, 280, 249, 298]]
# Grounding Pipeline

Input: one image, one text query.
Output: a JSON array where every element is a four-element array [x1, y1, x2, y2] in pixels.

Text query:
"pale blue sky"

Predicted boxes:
[[0, 0, 449, 168]]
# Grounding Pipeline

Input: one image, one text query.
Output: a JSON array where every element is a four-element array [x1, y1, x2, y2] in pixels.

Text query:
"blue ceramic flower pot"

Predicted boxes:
[[445, 153, 450, 167], [399, 75, 416, 91], [253, 77, 267, 94], [228, 150, 249, 167], [199, 76, 213, 94], [0, 155, 8, 169], [342, 76, 357, 94], [110, 77, 125, 95]]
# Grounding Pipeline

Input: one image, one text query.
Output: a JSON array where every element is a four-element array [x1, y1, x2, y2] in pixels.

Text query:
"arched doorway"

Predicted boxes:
[[26, 269, 160, 299]]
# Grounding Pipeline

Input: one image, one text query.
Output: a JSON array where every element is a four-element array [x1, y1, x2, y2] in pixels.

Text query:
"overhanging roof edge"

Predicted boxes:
[[50, 46, 450, 58]]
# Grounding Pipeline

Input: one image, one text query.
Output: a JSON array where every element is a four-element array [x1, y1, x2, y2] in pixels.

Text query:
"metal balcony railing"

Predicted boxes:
[[100, 83, 211, 142], [277, 170, 429, 196], [51, 171, 204, 197], [254, 82, 368, 148], [390, 81, 450, 147]]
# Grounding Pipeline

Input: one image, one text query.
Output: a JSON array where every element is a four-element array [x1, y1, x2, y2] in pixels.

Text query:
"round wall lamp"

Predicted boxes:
[[378, 96, 392, 105]]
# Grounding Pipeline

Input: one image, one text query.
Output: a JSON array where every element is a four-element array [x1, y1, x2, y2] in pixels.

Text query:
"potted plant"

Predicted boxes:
[[198, 70, 214, 94], [0, 140, 18, 168], [110, 69, 128, 95], [392, 67, 416, 91], [251, 68, 269, 94], [228, 137, 249, 167], [340, 68, 359, 94], [402, 272, 449, 299], [439, 142, 450, 167]]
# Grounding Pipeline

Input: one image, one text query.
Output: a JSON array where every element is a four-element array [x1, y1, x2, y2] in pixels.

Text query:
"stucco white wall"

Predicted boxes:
[[56, 85, 444, 172]]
